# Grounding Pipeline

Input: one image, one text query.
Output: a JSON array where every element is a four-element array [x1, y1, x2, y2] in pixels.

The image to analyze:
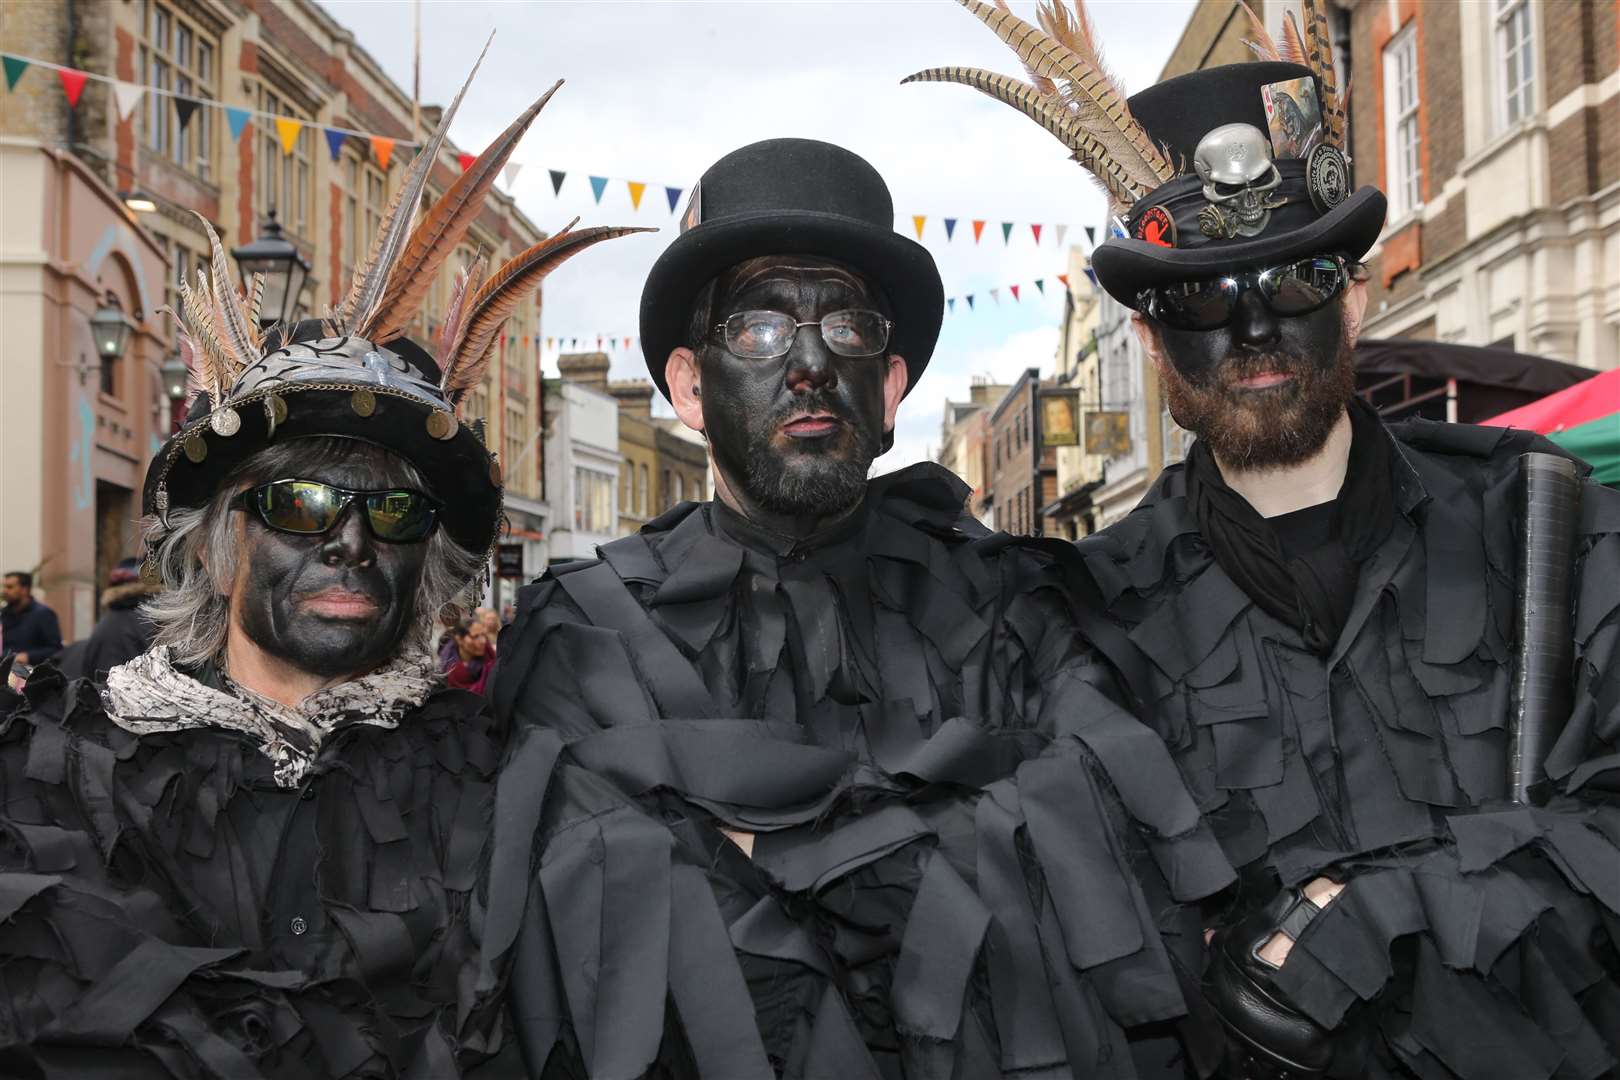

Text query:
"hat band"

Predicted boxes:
[[1125, 161, 1344, 255]]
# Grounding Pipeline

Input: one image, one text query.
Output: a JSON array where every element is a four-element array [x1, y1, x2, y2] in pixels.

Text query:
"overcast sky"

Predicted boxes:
[[316, 0, 1196, 472]]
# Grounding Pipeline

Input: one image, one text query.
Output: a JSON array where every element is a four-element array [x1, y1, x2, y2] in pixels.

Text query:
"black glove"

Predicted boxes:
[[1203, 886, 1335, 1079]]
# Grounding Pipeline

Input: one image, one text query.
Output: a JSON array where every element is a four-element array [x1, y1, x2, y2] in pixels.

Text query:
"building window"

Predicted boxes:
[[574, 468, 613, 533], [1382, 26, 1421, 219], [137, 1, 217, 179], [1494, 0, 1535, 127], [638, 463, 648, 515], [256, 86, 314, 240]]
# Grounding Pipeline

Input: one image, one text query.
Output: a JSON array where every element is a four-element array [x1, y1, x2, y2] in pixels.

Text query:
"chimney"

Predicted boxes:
[[557, 351, 611, 393], [609, 379, 655, 419]]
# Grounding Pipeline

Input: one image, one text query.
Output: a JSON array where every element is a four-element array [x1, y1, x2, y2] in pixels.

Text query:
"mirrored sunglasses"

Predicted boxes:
[[711, 308, 893, 360], [1137, 256, 1366, 332], [234, 479, 441, 543]]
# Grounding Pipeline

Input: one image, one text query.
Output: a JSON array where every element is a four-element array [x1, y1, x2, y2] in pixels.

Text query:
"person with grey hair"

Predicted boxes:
[[0, 52, 637, 1075]]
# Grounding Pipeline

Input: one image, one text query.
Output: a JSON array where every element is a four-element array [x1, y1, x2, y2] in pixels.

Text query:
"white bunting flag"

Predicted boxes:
[[503, 161, 523, 190], [1055, 223, 1070, 250], [112, 80, 145, 121]]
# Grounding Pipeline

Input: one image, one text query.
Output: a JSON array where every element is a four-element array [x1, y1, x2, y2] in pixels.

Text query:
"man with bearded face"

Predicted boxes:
[[492, 139, 1237, 1078], [912, 11, 1620, 1075], [0, 62, 636, 1073]]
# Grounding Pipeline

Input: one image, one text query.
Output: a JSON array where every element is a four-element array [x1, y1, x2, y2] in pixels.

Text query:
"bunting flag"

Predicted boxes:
[[504, 161, 523, 189], [966, 294, 975, 310], [989, 288, 1000, 305], [571, 338, 579, 349], [1000, 222, 1013, 245], [912, 215, 926, 240], [627, 181, 646, 210], [588, 176, 608, 204], [1010, 284, 1021, 302], [371, 135, 394, 169], [1058, 273, 1071, 288], [549, 169, 566, 195], [943, 217, 957, 240], [596, 336, 603, 349], [226, 106, 251, 142], [3, 55, 27, 91], [1034, 278, 1045, 295], [112, 81, 144, 121], [1084, 226, 1097, 246], [175, 97, 199, 131], [324, 128, 347, 161], [56, 67, 87, 107], [457, 151, 476, 172], [623, 337, 632, 350], [1030, 223, 1043, 245], [273, 116, 302, 154], [1084, 267, 1098, 286], [665, 186, 683, 213], [1055, 224, 1069, 248], [972, 220, 986, 244], [546, 337, 554, 350], [947, 298, 955, 314]]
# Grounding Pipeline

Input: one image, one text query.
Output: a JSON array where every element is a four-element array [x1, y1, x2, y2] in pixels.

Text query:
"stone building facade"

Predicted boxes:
[[981, 367, 1058, 536], [937, 378, 1009, 525], [1041, 245, 1110, 539], [0, 0, 554, 632]]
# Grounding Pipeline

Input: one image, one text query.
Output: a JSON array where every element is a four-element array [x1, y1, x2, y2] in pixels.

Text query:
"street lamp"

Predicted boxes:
[[89, 296, 133, 364], [231, 209, 310, 328], [159, 351, 191, 433]]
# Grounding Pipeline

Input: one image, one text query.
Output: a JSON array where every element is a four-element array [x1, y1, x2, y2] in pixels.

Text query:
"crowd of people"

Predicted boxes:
[[435, 604, 511, 695], [2, 562, 158, 684]]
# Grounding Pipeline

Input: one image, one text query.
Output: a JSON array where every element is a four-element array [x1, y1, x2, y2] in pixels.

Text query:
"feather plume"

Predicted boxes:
[[1239, 0, 1283, 60], [196, 213, 259, 382], [436, 254, 487, 361], [442, 224, 652, 406], [1299, 0, 1344, 145], [1037, 0, 1124, 103], [364, 78, 564, 343], [243, 272, 265, 349], [993, 0, 1057, 96], [338, 33, 493, 334], [1281, 11, 1309, 65]]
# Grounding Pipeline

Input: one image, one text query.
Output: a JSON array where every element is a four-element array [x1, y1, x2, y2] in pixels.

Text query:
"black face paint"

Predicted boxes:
[[232, 452, 428, 678], [1156, 291, 1355, 469], [698, 256, 890, 526]]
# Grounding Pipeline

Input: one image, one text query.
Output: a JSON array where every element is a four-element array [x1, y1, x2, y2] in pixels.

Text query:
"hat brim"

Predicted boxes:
[[638, 209, 944, 399], [1091, 186, 1388, 308]]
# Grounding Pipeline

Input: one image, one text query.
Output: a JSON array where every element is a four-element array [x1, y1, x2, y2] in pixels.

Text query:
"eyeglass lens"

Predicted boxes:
[[255, 480, 437, 542], [721, 309, 889, 359], [1151, 257, 1346, 330]]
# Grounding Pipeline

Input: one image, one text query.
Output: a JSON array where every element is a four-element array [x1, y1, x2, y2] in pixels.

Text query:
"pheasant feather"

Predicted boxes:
[[1299, 0, 1344, 145], [364, 78, 563, 344], [436, 254, 487, 362], [197, 214, 259, 383]]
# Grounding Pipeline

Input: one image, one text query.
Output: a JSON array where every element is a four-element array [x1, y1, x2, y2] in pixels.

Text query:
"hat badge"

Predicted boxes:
[[1193, 123, 1286, 240]]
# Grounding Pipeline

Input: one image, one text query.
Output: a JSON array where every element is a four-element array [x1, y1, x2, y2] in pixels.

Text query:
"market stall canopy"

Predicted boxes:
[[1484, 366, 1620, 484], [1355, 338, 1597, 424]]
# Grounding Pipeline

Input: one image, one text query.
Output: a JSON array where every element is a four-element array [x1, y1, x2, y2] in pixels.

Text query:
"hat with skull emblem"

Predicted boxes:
[[906, 0, 1385, 309], [144, 55, 644, 563]]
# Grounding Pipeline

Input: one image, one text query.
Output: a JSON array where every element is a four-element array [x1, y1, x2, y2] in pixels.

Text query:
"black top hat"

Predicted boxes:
[[1091, 62, 1387, 307], [639, 138, 944, 399]]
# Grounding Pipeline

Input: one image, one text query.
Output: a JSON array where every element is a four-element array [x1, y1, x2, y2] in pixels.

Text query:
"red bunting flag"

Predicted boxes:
[[56, 67, 88, 107], [1010, 284, 1021, 302], [971, 220, 986, 244], [1030, 223, 1043, 244], [457, 152, 476, 172], [623, 337, 632, 350]]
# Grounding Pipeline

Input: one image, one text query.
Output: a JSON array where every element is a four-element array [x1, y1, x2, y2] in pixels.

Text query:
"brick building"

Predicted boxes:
[[981, 367, 1058, 536], [0, 0, 554, 633], [937, 378, 1009, 525]]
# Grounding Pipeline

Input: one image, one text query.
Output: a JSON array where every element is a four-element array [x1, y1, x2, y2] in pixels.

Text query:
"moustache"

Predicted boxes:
[[768, 391, 855, 427]]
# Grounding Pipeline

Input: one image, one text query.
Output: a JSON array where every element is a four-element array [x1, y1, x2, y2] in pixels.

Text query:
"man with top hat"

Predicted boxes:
[[914, 2, 1620, 1077], [492, 137, 1236, 1078], [0, 64, 634, 1074]]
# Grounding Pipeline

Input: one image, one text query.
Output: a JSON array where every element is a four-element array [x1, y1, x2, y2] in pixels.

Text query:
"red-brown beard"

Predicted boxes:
[[1159, 323, 1358, 470]]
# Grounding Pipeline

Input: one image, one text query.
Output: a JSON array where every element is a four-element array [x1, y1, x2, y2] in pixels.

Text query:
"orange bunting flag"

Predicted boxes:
[[912, 215, 926, 240], [371, 136, 395, 170], [1030, 224, 1043, 244], [1010, 284, 1021, 302], [56, 67, 88, 107], [971, 220, 986, 244], [627, 181, 647, 210], [274, 117, 303, 155], [1057, 273, 1070, 288]]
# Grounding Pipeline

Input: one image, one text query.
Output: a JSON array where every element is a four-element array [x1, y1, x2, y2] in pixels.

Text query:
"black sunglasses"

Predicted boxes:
[[1137, 255, 1366, 332], [233, 479, 441, 543]]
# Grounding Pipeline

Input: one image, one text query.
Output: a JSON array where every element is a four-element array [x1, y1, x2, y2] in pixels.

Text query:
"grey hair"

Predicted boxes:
[[141, 437, 483, 669]]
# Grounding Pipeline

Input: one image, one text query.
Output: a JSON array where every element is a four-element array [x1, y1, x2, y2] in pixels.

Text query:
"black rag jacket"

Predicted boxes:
[[1072, 419, 1620, 1079]]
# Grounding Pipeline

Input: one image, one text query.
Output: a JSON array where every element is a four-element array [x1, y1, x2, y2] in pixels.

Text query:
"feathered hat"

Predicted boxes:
[[145, 42, 648, 564], [906, 0, 1385, 307]]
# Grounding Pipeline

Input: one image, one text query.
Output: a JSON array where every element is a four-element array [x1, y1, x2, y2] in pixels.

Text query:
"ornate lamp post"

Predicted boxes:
[[230, 209, 311, 328]]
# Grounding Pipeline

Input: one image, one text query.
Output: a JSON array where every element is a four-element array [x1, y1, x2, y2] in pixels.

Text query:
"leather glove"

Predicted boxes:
[[1203, 885, 1336, 1079]]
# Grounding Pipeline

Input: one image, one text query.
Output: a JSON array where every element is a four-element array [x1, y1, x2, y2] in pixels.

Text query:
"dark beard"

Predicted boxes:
[[738, 394, 879, 516], [1162, 324, 1357, 470]]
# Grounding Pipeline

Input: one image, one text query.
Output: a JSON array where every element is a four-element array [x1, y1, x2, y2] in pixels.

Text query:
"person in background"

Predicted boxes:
[[1, 570, 63, 667], [444, 619, 492, 694], [78, 557, 161, 679]]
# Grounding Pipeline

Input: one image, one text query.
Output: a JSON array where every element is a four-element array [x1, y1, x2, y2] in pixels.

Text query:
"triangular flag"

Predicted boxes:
[[174, 97, 199, 130], [1034, 278, 1046, 295], [665, 186, 683, 213], [990, 288, 1001, 305], [971, 220, 985, 244], [546, 337, 554, 350], [1084, 226, 1097, 246], [457, 151, 476, 172], [112, 81, 144, 121], [1055, 224, 1069, 248], [627, 181, 646, 210], [571, 337, 578, 349], [1058, 273, 1071, 288], [1000, 222, 1013, 244], [947, 298, 956, 314], [912, 215, 926, 240], [1030, 223, 1043, 244], [3, 55, 28, 92], [324, 128, 346, 161], [226, 107, 252, 142], [623, 337, 631, 350], [965, 294, 975, 310], [371, 136, 394, 169], [1011, 284, 1021, 302], [943, 217, 957, 240], [588, 176, 608, 204], [274, 116, 302, 155], [549, 169, 566, 195], [1084, 267, 1098, 286], [596, 335, 603, 349], [504, 162, 523, 188], [57, 67, 88, 108]]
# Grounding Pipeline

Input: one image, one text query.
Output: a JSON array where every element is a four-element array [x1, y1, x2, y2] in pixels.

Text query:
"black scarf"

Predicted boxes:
[[1184, 398, 1394, 655]]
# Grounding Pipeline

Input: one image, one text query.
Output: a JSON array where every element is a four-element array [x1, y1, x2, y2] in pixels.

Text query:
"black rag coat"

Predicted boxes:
[[0, 662, 525, 1078], [489, 463, 1239, 1080], [1071, 420, 1620, 1079]]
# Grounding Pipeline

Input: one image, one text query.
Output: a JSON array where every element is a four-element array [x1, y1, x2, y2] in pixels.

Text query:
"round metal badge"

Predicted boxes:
[[209, 406, 241, 437], [425, 410, 458, 441], [488, 456, 503, 487], [350, 389, 377, 417], [183, 434, 208, 463], [1307, 144, 1350, 214], [1132, 205, 1177, 248]]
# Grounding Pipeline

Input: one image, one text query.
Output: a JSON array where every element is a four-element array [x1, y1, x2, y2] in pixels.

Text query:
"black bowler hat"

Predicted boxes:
[[639, 138, 944, 399], [1089, 62, 1387, 306]]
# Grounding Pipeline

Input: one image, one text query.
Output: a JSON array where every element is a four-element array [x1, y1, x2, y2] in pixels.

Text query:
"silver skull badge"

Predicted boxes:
[[1193, 123, 1286, 240]]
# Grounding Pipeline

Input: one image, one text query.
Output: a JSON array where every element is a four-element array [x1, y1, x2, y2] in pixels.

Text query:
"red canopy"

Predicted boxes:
[[1483, 367, 1620, 433]]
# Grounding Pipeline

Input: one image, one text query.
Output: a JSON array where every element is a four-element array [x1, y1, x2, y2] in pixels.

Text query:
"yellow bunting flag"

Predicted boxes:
[[372, 136, 395, 170], [912, 215, 927, 239], [627, 181, 647, 210], [274, 117, 303, 155]]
